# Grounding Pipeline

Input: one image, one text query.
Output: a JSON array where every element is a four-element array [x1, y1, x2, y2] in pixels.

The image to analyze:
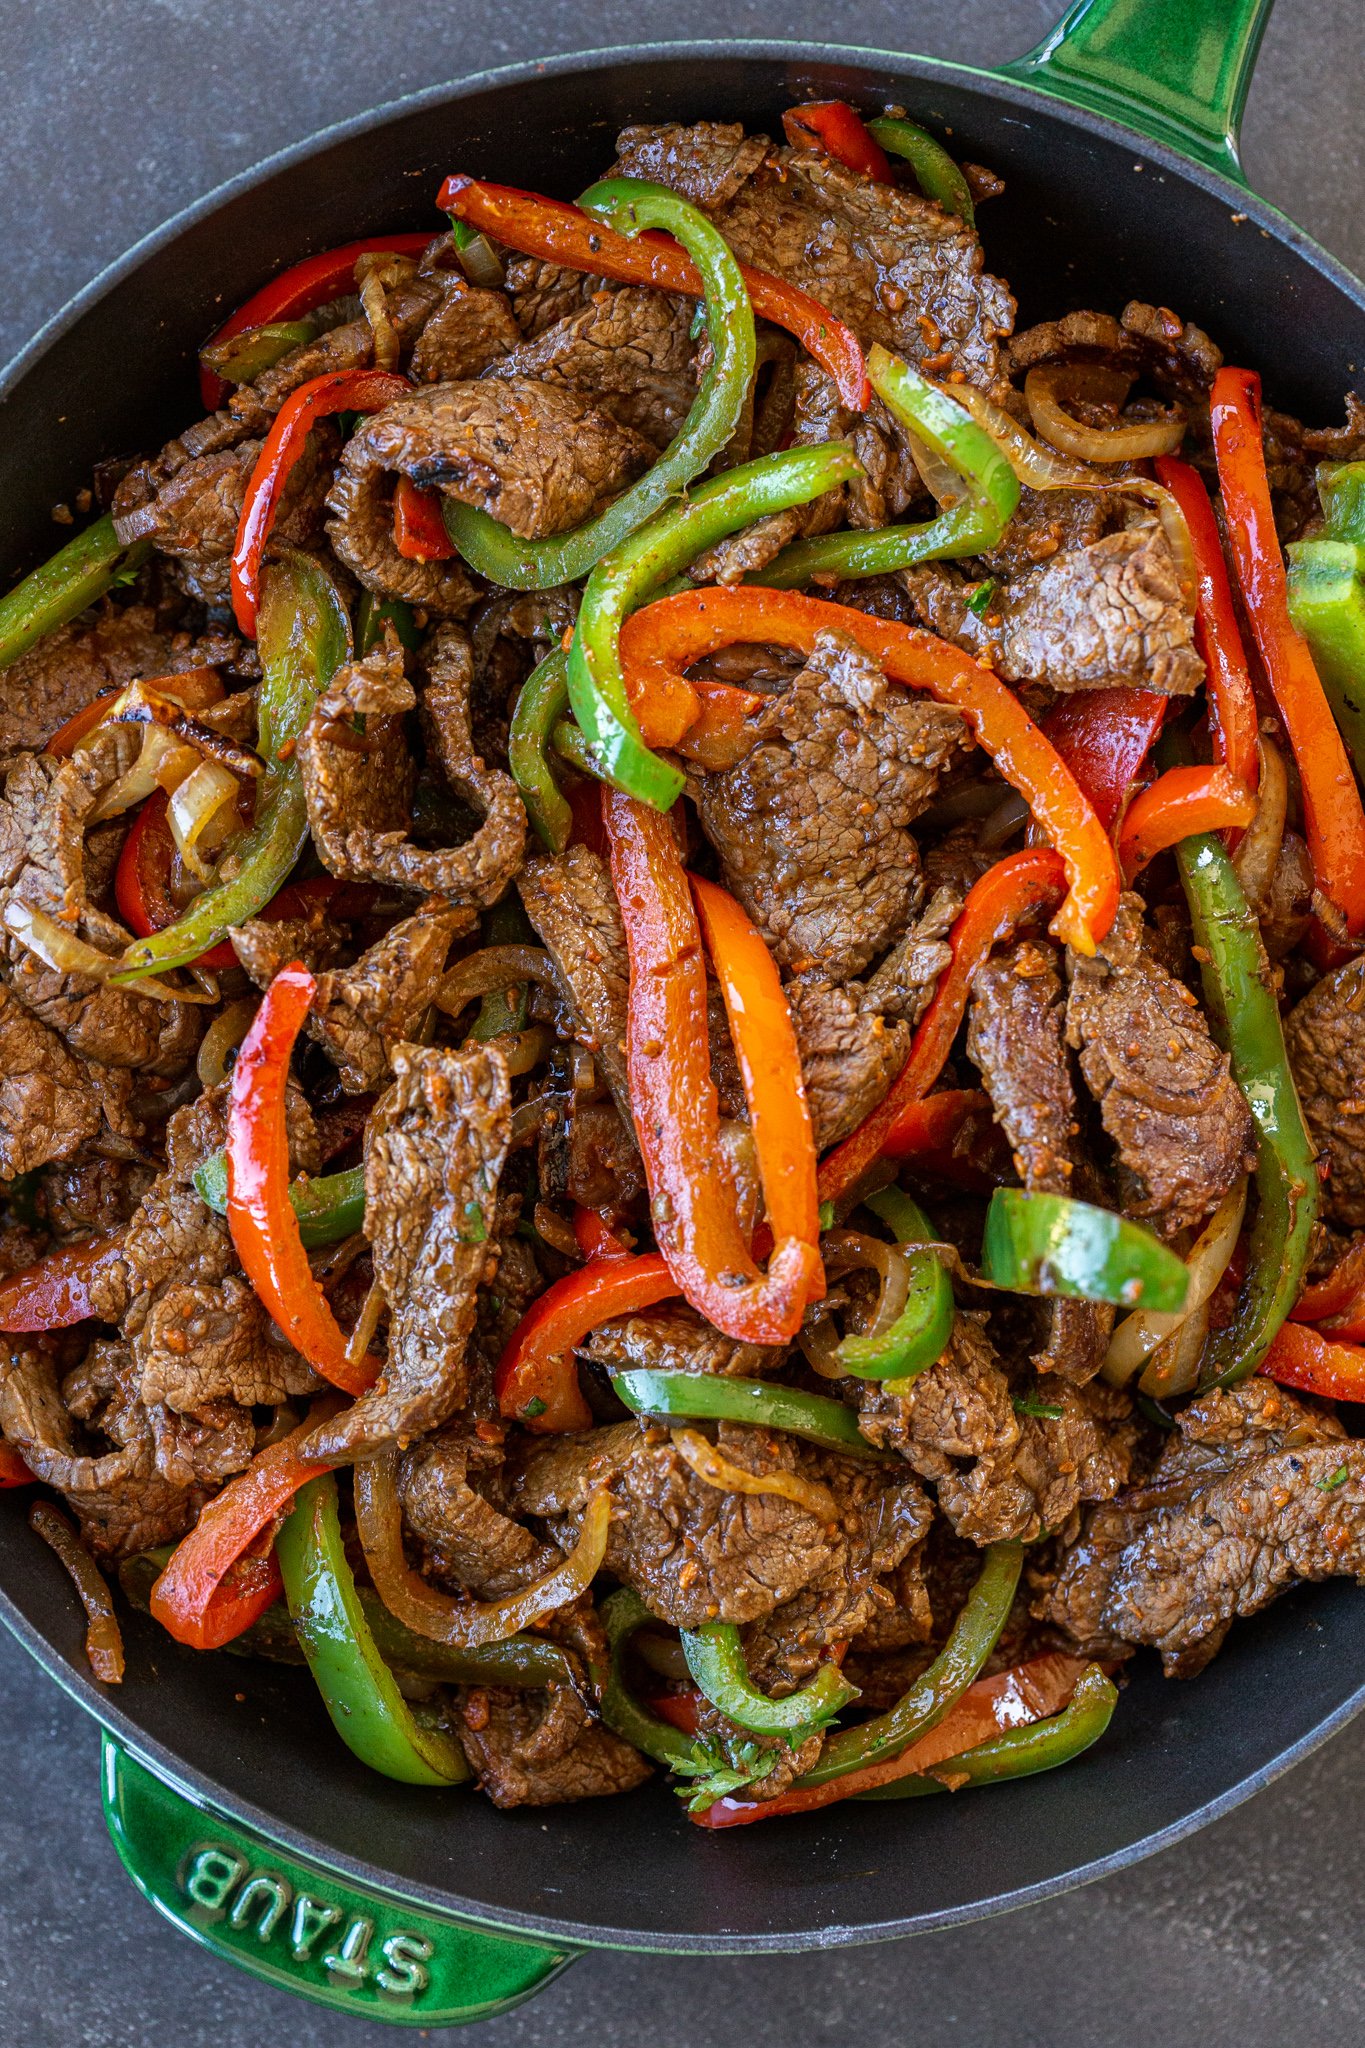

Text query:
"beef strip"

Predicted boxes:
[[902, 512, 1203, 696], [1003, 301, 1223, 407], [537, 1083, 644, 1215], [136, 1274, 319, 1411], [1010, 1378, 1139, 1536], [64, 1337, 255, 1492], [518, 844, 631, 1116], [306, 1042, 511, 1461], [0, 604, 235, 762], [312, 899, 476, 1095], [612, 122, 1015, 385], [400, 1426, 560, 1598], [484, 286, 698, 451], [409, 278, 522, 383], [696, 629, 965, 980], [784, 974, 909, 1151], [976, 484, 1116, 580], [39, 1152, 154, 1244], [1284, 955, 1365, 1228], [861, 881, 962, 1027], [511, 1418, 840, 1630], [0, 735, 202, 1073], [1066, 895, 1256, 1235], [459, 1688, 651, 1807], [582, 1301, 783, 1381], [1039, 1378, 1365, 1675], [296, 631, 525, 907], [0, 982, 139, 1177], [230, 903, 351, 983]]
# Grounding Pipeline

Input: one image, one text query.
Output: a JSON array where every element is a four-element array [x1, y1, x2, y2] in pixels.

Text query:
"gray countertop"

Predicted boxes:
[[3, 2, 1364, 2042]]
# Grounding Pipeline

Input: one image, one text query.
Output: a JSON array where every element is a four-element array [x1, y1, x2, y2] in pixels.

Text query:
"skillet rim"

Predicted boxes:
[[1, 34, 1364, 1954]]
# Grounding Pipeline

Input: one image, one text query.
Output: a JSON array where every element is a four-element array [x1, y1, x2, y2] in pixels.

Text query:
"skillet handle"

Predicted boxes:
[[100, 1733, 575, 2026], [998, 0, 1275, 183]]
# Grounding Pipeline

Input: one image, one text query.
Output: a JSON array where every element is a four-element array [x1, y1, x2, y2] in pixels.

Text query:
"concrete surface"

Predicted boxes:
[[2, 2, 1364, 2042]]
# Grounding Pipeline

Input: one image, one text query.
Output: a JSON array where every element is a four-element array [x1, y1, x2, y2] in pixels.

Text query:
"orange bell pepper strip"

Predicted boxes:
[[690, 873, 821, 1262], [572, 1207, 634, 1262], [1154, 452, 1261, 799], [1117, 764, 1257, 880], [393, 475, 456, 562], [616, 587, 1118, 956], [438, 176, 869, 410], [231, 367, 410, 635], [604, 791, 823, 1346], [0, 1230, 127, 1332], [781, 101, 893, 181], [0, 1444, 34, 1488], [496, 1253, 679, 1431], [1039, 686, 1167, 832], [1211, 367, 1365, 937], [1259, 1322, 1365, 1403], [1292, 1236, 1365, 1325], [226, 962, 379, 1394], [149, 1411, 337, 1649], [820, 851, 1067, 1204]]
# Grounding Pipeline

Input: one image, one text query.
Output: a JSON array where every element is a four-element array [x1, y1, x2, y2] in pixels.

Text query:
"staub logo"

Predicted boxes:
[[182, 1842, 434, 1998]]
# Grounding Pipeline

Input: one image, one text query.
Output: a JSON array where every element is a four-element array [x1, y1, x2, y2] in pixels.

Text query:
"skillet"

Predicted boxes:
[[2, 0, 1364, 2024]]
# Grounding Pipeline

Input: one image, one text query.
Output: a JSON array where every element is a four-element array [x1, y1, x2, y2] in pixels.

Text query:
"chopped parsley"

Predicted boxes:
[[965, 577, 997, 618], [1013, 1395, 1064, 1420], [818, 1199, 836, 1232], [1316, 1462, 1350, 1492], [521, 1396, 547, 1420], [462, 1200, 488, 1243]]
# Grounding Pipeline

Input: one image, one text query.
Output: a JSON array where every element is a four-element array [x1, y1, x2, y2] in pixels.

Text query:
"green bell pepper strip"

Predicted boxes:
[[754, 344, 1018, 587], [567, 440, 864, 811], [835, 1186, 954, 1382], [854, 1662, 1118, 1800], [194, 1151, 364, 1248], [981, 1189, 1191, 1313], [470, 895, 533, 1040], [200, 317, 319, 387], [610, 1369, 881, 1458], [112, 549, 351, 981], [1316, 461, 1365, 544], [276, 1475, 469, 1785], [1176, 827, 1319, 1387], [1285, 538, 1365, 776], [599, 1589, 776, 1806], [442, 176, 755, 594], [866, 115, 977, 225], [793, 1541, 1023, 1788], [508, 646, 574, 852], [0, 515, 151, 672], [681, 1622, 857, 1740], [355, 587, 420, 657]]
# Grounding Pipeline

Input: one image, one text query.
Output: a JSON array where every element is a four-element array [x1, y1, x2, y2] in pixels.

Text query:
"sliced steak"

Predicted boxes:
[[1284, 955, 1365, 1228], [409, 279, 522, 384], [0, 604, 224, 762], [459, 1689, 650, 1808], [1010, 1378, 1139, 1536], [518, 843, 631, 1116], [1039, 1378, 1365, 1675], [696, 629, 965, 980], [306, 1042, 512, 1461], [39, 1152, 154, 1245], [785, 974, 909, 1151], [484, 286, 698, 451], [1066, 896, 1256, 1235], [0, 983, 138, 1177], [582, 1301, 783, 1381], [400, 1427, 559, 1598], [136, 1275, 319, 1411]]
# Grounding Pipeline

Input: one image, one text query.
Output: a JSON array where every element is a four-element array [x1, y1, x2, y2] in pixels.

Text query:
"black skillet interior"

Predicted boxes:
[[2, 42, 1364, 1953]]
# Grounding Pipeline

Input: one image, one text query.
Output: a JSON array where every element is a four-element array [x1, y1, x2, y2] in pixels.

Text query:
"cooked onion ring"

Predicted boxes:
[[1025, 365, 1186, 464]]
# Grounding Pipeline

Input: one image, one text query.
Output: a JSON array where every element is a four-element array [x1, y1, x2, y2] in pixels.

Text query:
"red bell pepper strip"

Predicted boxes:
[[231, 368, 410, 635], [649, 1690, 703, 1736], [1039, 687, 1167, 832], [604, 793, 823, 1346], [496, 1253, 678, 1430], [821, 851, 1067, 1204], [393, 475, 456, 562], [1302, 919, 1358, 974], [1293, 1237, 1365, 1324], [693, 1652, 1090, 1826], [1117, 764, 1257, 880], [1154, 453, 1261, 798], [873, 1087, 988, 1162], [0, 1230, 127, 1333], [149, 1413, 335, 1649], [0, 1444, 34, 1488], [781, 101, 893, 181], [1259, 1321, 1365, 1403], [690, 873, 821, 1261], [438, 175, 869, 410], [1211, 367, 1365, 937], [199, 233, 434, 409], [617, 588, 1117, 957], [43, 690, 122, 758], [226, 962, 379, 1394], [573, 1207, 633, 1261]]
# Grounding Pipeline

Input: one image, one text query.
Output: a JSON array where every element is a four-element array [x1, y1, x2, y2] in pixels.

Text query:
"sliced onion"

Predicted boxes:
[[355, 1447, 610, 1647], [436, 944, 563, 1019], [453, 231, 505, 290], [196, 998, 256, 1088], [1025, 365, 1186, 464], [1101, 1179, 1247, 1386], [87, 726, 199, 824], [798, 1316, 846, 1380], [823, 1230, 911, 1339], [1139, 1301, 1210, 1400], [1233, 736, 1287, 914], [2, 897, 218, 1003], [978, 788, 1031, 850], [483, 1025, 552, 1078], [29, 1501, 123, 1684], [357, 261, 400, 371], [169, 758, 241, 880], [671, 1426, 839, 1524], [903, 426, 965, 510], [346, 1279, 387, 1373]]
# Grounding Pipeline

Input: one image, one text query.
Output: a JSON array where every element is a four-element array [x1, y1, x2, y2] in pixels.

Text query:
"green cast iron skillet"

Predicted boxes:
[[1, 0, 1363, 2025]]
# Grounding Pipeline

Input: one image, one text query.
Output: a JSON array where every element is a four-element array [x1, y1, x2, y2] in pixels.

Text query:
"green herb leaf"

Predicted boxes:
[[521, 1396, 547, 1420], [1013, 1394, 1064, 1420], [1316, 1461, 1350, 1492], [461, 1200, 489, 1244], [965, 577, 997, 617], [818, 1199, 836, 1232]]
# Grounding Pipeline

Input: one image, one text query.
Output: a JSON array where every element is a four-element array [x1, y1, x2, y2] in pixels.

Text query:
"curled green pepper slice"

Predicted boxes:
[[194, 1152, 364, 1248], [981, 1189, 1191, 1313], [113, 549, 351, 981], [443, 176, 755, 594], [355, 588, 420, 658], [508, 646, 573, 852], [1176, 828, 1318, 1386], [855, 1662, 1118, 1800], [836, 1187, 954, 1383], [610, 1368, 880, 1458], [0, 515, 151, 672], [1316, 461, 1365, 544], [1285, 538, 1365, 777], [866, 115, 977, 224], [756, 344, 1018, 588], [277, 1475, 469, 1785], [200, 317, 319, 387], [681, 1621, 857, 1740]]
